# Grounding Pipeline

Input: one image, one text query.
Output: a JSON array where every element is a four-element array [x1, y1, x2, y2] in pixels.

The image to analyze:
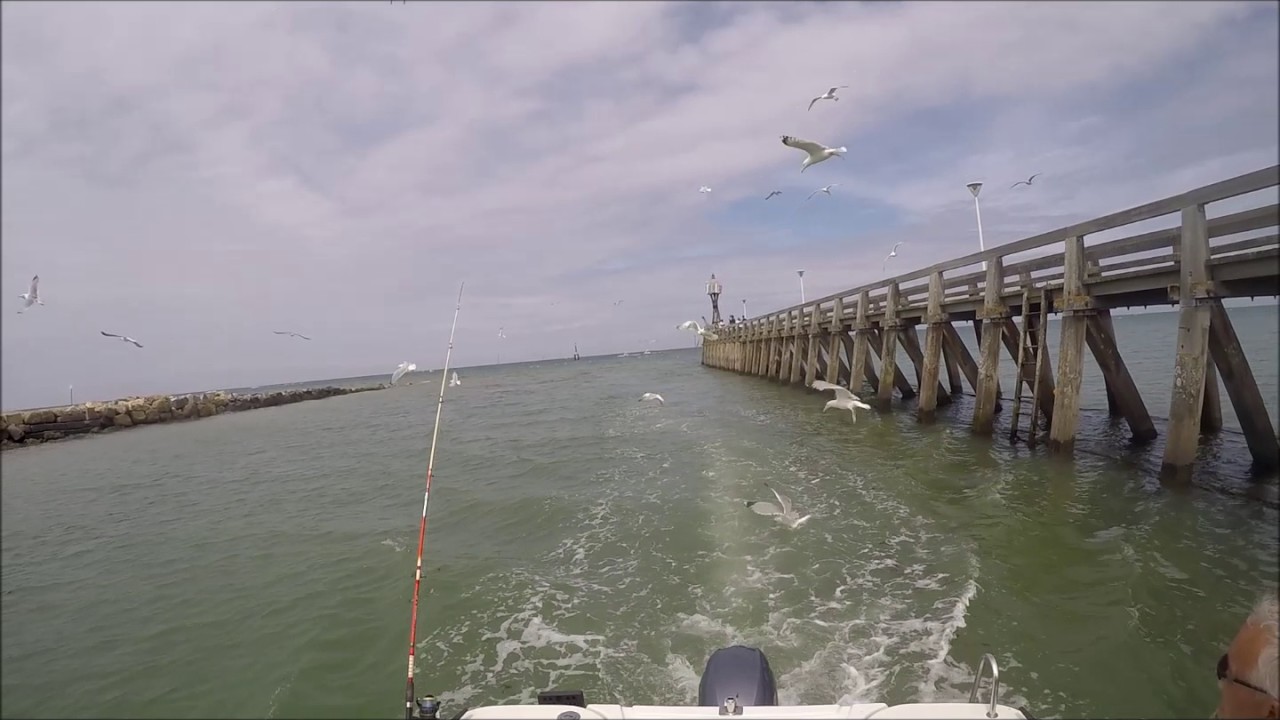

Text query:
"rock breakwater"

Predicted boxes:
[[1, 385, 386, 450]]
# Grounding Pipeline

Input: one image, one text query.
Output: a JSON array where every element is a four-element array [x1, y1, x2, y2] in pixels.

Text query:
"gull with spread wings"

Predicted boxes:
[[808, 85, 850, 111], [1010, 173, 1042, 189], [810, 380, 872, 422], [101, 331, 143, 348], [746, 482, 812, 529], [780, 135, 847, 173]]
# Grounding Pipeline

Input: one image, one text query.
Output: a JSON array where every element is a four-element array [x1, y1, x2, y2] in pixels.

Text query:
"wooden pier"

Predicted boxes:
[[701, 166, 1280, 485]]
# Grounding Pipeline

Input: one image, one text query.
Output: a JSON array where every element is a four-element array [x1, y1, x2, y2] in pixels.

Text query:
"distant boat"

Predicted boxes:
[[448, 371, 460, 387]]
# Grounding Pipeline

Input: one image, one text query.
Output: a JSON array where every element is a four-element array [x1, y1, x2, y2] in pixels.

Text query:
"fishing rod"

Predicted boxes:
[[404, 282, 465, 720]]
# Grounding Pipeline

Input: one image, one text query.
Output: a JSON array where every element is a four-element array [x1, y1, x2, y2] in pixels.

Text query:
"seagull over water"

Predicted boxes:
[[806, 184, 840, 202], [810, 380, 872, 422], [1010, 173, 1042, 189], [882, 242, 904, 271], [273, 330, 311, 340], [639, 392, 665, 405], [746, 482, 812, 528], [765, 190, 782, 200], [780, 135, 847, 173], [101, 330, 143, 348], [808, 85, 850, 111], [391, 361, 416, 385], [17, 275, 41, 313], [678, 319, 719, 341]]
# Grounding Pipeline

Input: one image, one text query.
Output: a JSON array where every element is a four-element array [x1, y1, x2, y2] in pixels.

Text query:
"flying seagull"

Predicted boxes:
[[746, 482, 812, 528], [678, 319, 719, 341], [639, 392, 665, 405], [810, 380, 872, 422], [448, 371, 461, 387], [273, 330, 311, 340], [699, 185, 712, 195], [17, 275, 42, 313], [497, 327, 506, 339], [391, 361, 416, 385], [882, 242, 904, 271], [101, 331, 143, 348], [805, 184, 840, 202], [780, 135, 847, 173], [765, 190, 782, 200], [1010, 173, 1042, 189], [807, 85, 850, 111]]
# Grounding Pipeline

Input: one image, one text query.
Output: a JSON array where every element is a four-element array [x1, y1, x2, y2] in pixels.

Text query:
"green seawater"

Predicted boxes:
[[2, 306, 1277, 719]]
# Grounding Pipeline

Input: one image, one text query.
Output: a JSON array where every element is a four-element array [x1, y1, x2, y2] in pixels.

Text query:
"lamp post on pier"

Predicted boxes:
[[797, 269, 806, 304], [741, 298, 747, 319], [967, 181, 986, 271], [706, 274, 723, 327]]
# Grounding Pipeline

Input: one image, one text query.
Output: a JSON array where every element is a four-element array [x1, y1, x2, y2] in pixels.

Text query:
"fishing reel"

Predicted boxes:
[[412, 695, 440, 719]]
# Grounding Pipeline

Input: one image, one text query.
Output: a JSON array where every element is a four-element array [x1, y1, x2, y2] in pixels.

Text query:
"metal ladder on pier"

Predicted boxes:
[[1009, 286, 1050, 446]]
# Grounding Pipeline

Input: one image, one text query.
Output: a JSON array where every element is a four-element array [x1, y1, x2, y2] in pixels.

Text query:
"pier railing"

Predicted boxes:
[[701, 165, 1280, 486]]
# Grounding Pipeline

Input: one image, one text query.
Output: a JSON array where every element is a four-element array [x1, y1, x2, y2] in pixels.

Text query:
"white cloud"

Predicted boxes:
[[2, 0, 1276, 409]]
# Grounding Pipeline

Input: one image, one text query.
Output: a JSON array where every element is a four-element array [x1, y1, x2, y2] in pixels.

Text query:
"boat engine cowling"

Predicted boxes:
[[697, 645, 778, 709]]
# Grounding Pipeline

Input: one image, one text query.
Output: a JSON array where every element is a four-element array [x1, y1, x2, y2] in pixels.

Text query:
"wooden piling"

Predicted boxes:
[[1047, 236, 1090, 454], [942, 335, 964, 395], [1206, 301, 1280, 470], [972, 258, 1006, 436], [1160, 204, 1214, 485], [1083, 311, 1157, 443], [788, 310, 804, 385], [826, 298, 844, 385], [850, 290, 872, 394], [917, 271, 947, 423], [1200, 359, 1223, 433], [876, 283, 903, 411], [1094, 310, 1123, 416], [805, 304, 821, 388]]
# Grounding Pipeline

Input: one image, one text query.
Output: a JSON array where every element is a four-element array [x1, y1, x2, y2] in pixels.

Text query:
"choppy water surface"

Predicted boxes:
[[2, 307, 1277, 719]]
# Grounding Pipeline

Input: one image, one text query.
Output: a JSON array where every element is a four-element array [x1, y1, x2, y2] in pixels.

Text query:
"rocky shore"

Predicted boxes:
[[1, 384, 387, 451]]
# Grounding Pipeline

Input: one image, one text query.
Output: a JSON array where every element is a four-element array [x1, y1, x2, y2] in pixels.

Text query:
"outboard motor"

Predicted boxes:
[[697, 645, 778, 713]]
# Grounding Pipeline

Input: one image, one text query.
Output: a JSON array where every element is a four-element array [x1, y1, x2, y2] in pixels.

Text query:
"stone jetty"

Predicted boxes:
[[1, 384, 387, 451]]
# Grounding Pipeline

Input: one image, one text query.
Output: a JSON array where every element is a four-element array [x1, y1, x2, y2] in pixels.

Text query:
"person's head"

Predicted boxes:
[[1216, 591, 1279, 719]]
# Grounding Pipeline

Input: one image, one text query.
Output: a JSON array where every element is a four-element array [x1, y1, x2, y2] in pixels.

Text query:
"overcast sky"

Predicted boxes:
[[2, 1, 1277, 410]]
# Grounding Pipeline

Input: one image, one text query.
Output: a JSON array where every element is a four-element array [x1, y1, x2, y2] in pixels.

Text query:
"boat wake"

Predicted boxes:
[[411, 420, 1036, 713]]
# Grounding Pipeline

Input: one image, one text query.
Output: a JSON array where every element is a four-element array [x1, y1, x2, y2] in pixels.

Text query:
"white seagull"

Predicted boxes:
[[807, 85, 850, 111], [746, 482, 812, 528], [17, 275, 42, 313], [1010, 173, 1042, 189], [639, 392, 665, 405], [882, 242, 904, 271], [810, 380, 872, 422], [273, 330, 311, 340], [699, 185, 712, 195], [449, 371, 461, 387], [765, 190, 782, 200], [391, 361, 417, 385], [805, 183, 840, 202], [101, 330, 143, 348], [497, 327, 506, 339], [780, 135, 847, 173], [678, 319, 719, 341]]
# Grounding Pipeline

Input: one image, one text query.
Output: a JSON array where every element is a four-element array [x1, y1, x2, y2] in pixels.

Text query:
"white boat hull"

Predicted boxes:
[[459, 702, 1027, 719]]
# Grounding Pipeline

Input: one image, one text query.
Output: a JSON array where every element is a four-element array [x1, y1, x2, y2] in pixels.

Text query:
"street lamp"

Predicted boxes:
[[706, 274, 723, 327], [741, 298, 747, 318], [966, 181, 986, 271], [797, 269, 806, 303]]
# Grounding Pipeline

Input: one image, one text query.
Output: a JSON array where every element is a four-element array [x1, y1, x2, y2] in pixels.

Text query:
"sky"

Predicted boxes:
[[2, 1, 1278, 410]]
